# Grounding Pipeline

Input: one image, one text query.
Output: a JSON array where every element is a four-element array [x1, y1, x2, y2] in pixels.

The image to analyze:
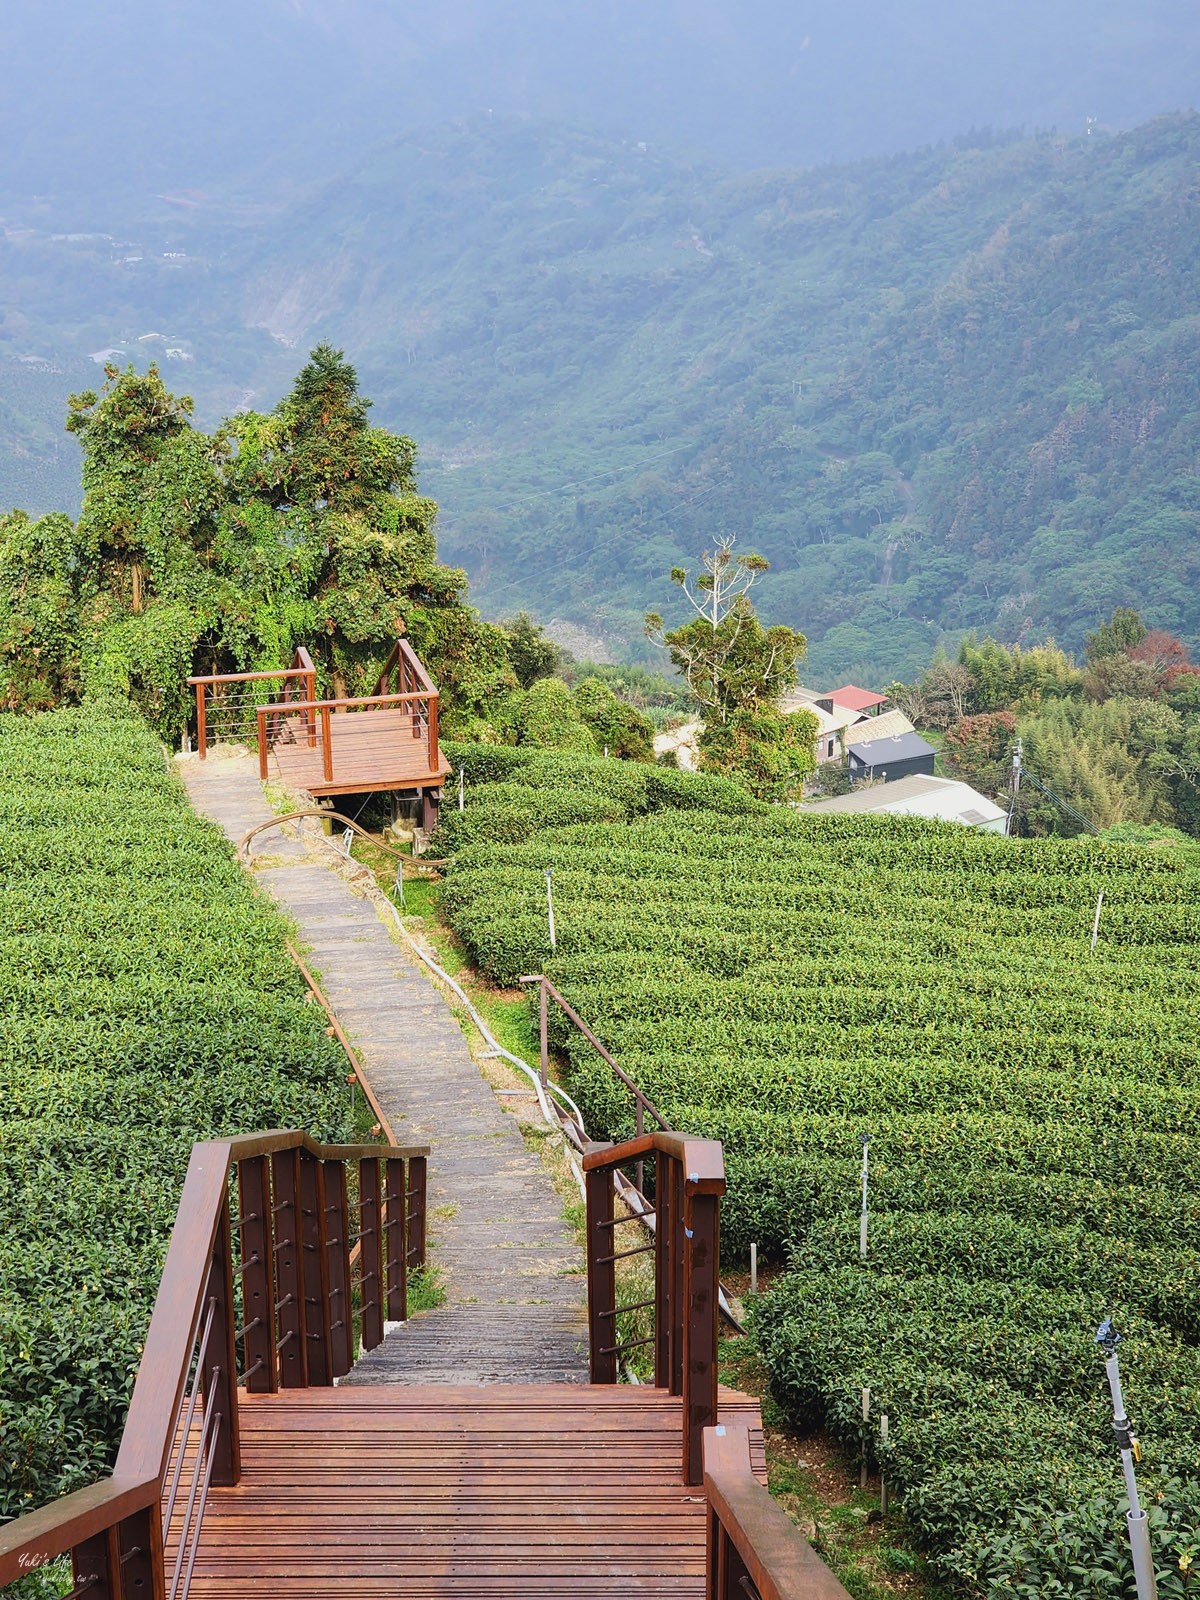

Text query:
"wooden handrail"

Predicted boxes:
[[0, 1130, 429, 1595], [189, 654, 316, 760], [398, 638, 437, 696], [187, 666, 311, 688], [582, 1131, 726, 1193], [373, 637, 438, 700], [265, 689, 434, 714], [286, 945, 400, 1146], [519, 975, 672, 1130], [583, 1132, 723, 1484], [704, 1426, 853, 1599]]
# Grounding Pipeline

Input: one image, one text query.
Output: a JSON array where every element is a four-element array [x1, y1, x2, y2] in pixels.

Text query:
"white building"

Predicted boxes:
[[801, 773, 1009, 832]]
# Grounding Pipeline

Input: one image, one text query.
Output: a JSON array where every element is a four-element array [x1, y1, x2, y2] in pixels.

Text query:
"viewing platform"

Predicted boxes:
[[188, 636, 450, 820]]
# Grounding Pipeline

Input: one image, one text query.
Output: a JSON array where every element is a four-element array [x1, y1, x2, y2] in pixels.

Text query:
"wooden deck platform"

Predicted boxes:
[[269, 707, 450, 798], [168, 1385, 765, 1599]]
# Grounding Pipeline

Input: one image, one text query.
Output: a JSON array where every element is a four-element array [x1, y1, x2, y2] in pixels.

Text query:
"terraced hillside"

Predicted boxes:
[[437, 745, 1200, 1592]]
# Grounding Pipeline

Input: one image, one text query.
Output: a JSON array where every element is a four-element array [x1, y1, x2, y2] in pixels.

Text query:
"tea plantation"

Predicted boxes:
[[0, 705, 347, 1522], [437, 745, 1200, 1594]]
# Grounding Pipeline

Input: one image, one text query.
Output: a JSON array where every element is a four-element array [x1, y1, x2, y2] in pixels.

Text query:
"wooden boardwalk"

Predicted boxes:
[[180, 750, 588, 1384], [169, 1386, 765, 1599]]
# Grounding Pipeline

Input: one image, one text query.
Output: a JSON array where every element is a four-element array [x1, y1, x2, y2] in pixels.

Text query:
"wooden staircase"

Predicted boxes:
[[168, 1385, 766, 1598], [0, 1131, 851, 1600]]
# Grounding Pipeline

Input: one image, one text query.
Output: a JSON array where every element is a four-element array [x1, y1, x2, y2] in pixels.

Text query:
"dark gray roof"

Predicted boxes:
[[847, 731, 936, 766]]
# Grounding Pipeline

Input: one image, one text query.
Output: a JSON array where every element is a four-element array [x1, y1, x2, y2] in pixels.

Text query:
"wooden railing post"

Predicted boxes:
[[237, 1155, 276, 1393], [298, 1150, 333, 1386], [115, 1504, 165, 1600], [670, 1158, 685, 1396], [654, 1153, 674, 1390], [323, 1160, 354, 1379], [360, 1157, 385, 1348], [195, 684, 207, 760], [320, 704, 333, 783], [71, 1529, 116, 1600], [307, 669, 317, 746], [200, 1194, 241, 1487], [271, 1149, 307, 1387], [407, 1155, 427, 1270], [256, 707, 269, 780], [427, 691, 439, 765], [384, 1157, 408, 1321], [586, 1159, 618, 1384], [682, 1183, 720, 1486]]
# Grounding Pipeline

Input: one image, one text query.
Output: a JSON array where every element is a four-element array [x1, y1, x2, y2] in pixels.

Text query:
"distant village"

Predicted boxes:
[[655, 681, 1009, 832]]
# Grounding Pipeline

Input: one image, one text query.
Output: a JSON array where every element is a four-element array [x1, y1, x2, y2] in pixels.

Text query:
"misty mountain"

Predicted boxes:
[[1, 0, 1197, 208], [4, 111, 1200, 682]]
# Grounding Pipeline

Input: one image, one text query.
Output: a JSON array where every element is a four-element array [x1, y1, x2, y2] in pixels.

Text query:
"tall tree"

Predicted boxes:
[[645, 538, 815, 798]]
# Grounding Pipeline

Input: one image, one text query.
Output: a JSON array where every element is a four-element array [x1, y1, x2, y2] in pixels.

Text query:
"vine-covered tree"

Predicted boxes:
[[0, 348, 519, 737]]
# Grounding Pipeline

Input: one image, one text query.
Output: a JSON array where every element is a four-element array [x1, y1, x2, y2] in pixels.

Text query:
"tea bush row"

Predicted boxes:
[[0, 705, 347, 1524], [435, 752, 1200, 1592]]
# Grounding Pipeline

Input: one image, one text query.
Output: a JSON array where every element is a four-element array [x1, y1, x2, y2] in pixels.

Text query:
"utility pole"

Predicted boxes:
[[1007, 738, 1023, 837]]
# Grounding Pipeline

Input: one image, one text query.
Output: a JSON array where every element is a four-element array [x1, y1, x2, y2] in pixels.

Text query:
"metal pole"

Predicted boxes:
[[545, 868, 557, 951], [750, 1243, 758, 1296], [1091, 890, 1105, 953], [538, 977, 549, 1090], [879, 1412, 889, 1514], [859, 1135, 870, 1259], [860, 1386, 870, 1490], [1096, 1320, 1157, 1600]]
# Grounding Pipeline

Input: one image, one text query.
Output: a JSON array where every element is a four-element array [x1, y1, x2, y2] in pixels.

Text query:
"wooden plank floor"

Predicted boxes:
[[270, 708, 449, 796], [172, 1385, 764, 1598]]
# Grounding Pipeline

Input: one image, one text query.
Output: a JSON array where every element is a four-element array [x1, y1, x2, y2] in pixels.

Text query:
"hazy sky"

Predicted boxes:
[[1, 0, 1197, 203]]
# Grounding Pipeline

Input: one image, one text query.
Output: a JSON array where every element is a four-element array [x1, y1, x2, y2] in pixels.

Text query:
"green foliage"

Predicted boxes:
[[518, 676, 597, 752], [0, 511, 80, 710], [433, 773, 1200, 1589], [1086, 608, 1149, 665], [0, 705, 348, 1523], [0, 350, 512, 741], [646, 541, 804, 723], [571, 675, 654, 760], [502, 612, 563, 688], [697, 704, 818, 801]]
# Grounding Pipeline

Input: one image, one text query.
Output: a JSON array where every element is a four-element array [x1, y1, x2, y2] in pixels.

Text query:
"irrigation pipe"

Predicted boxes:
[[237, 807, 449, 869]]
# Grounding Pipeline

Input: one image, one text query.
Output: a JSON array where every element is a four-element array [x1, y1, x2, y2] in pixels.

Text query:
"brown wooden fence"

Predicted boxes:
[[0, 1131, 428, 1600], [583, 1129, 724, 1485], [189, 647, 317, 758]]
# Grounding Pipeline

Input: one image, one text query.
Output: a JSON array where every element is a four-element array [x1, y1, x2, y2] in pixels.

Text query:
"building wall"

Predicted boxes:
[[849, 751, 937, 784]]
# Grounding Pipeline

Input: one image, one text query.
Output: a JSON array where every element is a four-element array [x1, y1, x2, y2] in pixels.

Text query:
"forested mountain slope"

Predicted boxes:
[[2, 0, 1194, 201], [4, 113, 1199, 680]]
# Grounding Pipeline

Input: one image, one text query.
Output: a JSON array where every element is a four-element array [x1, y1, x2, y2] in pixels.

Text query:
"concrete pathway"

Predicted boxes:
[[179, 749, 587, 1384]]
